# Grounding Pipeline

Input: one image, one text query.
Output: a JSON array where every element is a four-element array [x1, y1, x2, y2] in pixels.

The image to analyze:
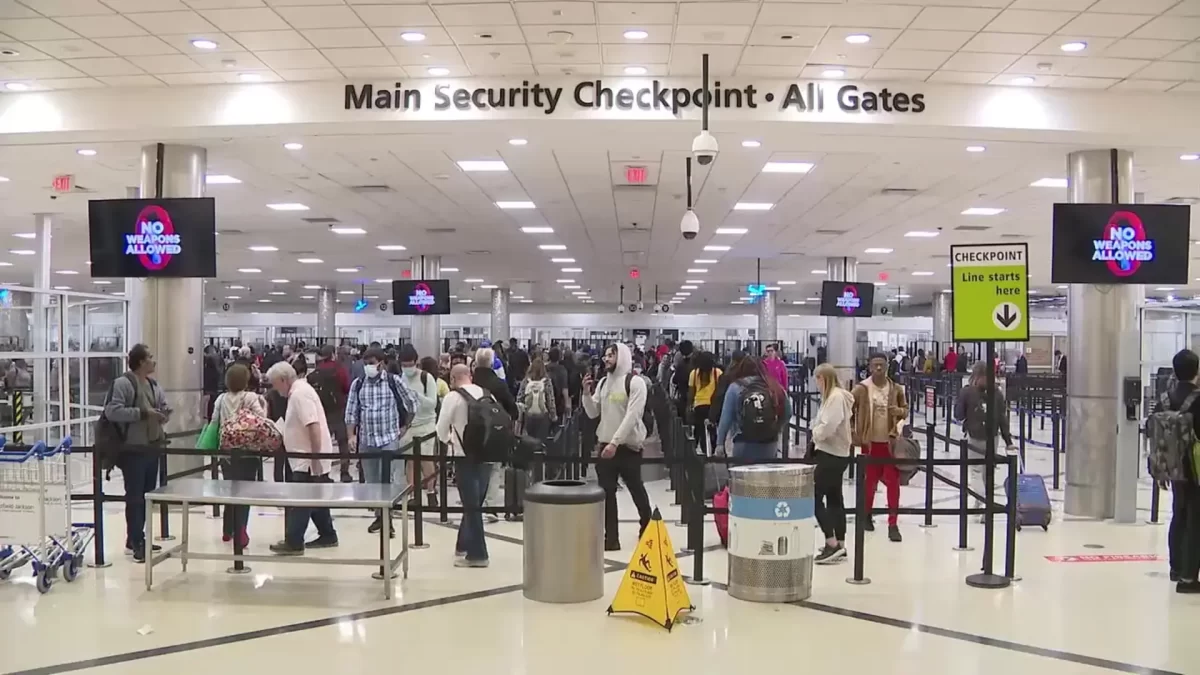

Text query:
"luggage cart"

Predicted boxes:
[[0, 437, 86, 593]]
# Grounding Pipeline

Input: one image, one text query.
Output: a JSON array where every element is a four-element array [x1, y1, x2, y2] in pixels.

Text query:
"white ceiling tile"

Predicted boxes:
[[183, 49, 266, 71], [0, 0, 40, 17], [601, 43, 670, 64], [1108, 78, 1177, 91], [988, 72, 1051, 86], [468, 62, 534, 75], [874, 49, 952, 70], [114, 0, 184, 8], [733, 64, 800, 78], [55, 14, 147, 38], [93, 35, 179, 55], [375, 26, 455, 45], [831, 4, 922, 29], [529, 43, 599, 64], [817, 27, 901, 50], [387, 44, 463, 65], [939, 51, 1018, 72], [352, 4, 437, 26], [458, 44, 531, 68], [199, 8, 290, 32], [740, 45, 811, 67], [863, 68, 931, 82], [595, 2, 674, 26], [1170, 81, 1200, 90], [20, 0, 113, 17], [534, 62, 598, 76], [1103, 38, 1185, 60], [126, 12, 218, 34], [910, 7, 1000, 32], [1058, 13, 1149, 38], [514, 2, 594, 25], [0, 18, 80, 40], [1130, 17, 1200, 40], [1167, 0, 1200, 17], [255, 48, 332, 69], [927, 70, 996, 84], [891, 29, 974, 51], [263, 0, 342, 6], [746, 25, 824, 47], [1007, 0, 1094, 9], [677, 2, 757, 26], [433, 3, 517, 27], [302, 27, 380, 48], [336, 65, 407, 79], [985, 10, 1076, 34], [227, 29, 311, 50], [520, 24, 595, 44], [668, 43, 739, 75], [125, 53, 204, 73], [25, 38, 113, 58], [1166, 43, 1200, 62], [1131, 60, 1200, 80], [1049, 75, 1119, 89], [1067, 57, 1150, 78], [673, 25, 749, 45], [96, 73, 165, 86], [806, 44, 884, 68], [596, 25, 668, 43], [961, 32, 1043, 54], [0, 58, 85, 77], [62, 56, 143, 75], [799, 65, 868, 79], [274, 67, 341, 81], [36, 77, 104, 89], [184, 0, 269, 8], [322, 45, 395, 66], [158, 33, 243, 53], [156, 71, 231, 84], [274, 5, 363, 29], [1003, 54, 1075, 75], [1027, 34, 1116, 55], [0, 41, 50, 60], [1089, 0, 1177, 13]]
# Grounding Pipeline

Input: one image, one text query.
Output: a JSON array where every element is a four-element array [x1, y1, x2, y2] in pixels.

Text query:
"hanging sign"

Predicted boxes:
[[951, 243, 1029, 342]]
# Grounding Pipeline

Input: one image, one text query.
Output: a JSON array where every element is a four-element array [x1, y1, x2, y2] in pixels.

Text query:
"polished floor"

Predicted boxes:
[[1, 429, 1195, 675]]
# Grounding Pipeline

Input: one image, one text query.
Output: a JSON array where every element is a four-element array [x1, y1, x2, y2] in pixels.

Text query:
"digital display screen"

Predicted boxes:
[[392, 279, 451, 316], [1051, 203, 1190, 284], [819, 281, 875, 317], [88, 198, 217, 278]]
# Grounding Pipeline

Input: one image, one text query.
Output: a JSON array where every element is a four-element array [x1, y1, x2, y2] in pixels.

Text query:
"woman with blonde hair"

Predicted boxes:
[[810, 363, 854, 564]]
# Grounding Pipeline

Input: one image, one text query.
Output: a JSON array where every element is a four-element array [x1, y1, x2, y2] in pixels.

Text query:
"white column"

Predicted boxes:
[[410, 256, 441, 360], [826, 256, 857, 387], [490, 288, 510, 343], [31, 214, 52, 436], [932, 291, 952, 348], [757, 290, 777, 343], [1064, 149, 1143, 521], [316, 288, 336, 340], [123, 186, 142, 348]]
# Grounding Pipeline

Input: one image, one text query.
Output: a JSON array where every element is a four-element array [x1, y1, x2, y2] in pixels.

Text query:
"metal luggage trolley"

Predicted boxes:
[[0, 437, 91, 593]]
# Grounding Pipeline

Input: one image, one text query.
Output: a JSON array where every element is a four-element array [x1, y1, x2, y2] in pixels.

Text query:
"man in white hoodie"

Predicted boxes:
[[582, 342, 652, 551]]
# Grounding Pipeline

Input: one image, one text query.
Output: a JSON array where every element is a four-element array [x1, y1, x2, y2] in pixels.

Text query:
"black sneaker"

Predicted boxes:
[[125, 543, 161, 555], [1170, 570, 1181, 582], [368, 518, 382, 534], [306, 535, 339, 549], [132, 544, 146, 564], [888, 525, 903, 543], [604, 541, 621, 552], [269, 541, 304, 556], [426, 492, 439, 508], [1176, 581, 1200, 594], [863, 519, 875, 532], [340, 471, 354, 484], [814, 545, 846, 565]]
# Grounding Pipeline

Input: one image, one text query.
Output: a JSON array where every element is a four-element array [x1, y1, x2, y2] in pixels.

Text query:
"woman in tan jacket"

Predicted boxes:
[[851, 353, 909, 542]]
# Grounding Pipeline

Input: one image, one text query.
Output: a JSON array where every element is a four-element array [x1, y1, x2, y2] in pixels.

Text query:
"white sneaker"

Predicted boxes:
[[485, 514, 500, 524], [455, 557, 489, 568]]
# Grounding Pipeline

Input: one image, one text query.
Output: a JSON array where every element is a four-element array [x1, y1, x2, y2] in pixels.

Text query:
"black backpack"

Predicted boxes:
[[455, 388, 515, 461], [738, 377, 782, 443], [93, 373, 138, 469], [307, 366, 343, 417]]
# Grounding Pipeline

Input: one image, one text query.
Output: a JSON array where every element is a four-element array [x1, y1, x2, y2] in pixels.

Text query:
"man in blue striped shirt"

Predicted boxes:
[[346, 346, 419, 535]]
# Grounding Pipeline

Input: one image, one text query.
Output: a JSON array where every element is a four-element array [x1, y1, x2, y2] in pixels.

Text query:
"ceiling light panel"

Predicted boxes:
[[458, 160, 508, 172]]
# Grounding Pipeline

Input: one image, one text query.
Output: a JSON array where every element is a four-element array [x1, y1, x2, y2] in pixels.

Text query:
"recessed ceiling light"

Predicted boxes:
[[337, 290, 355, 295], [562, 267, 582, 273], [271, 279, 288, 283], [258, 298, 273, 303], [268, 291, 286, 296], [571, 291, 588, 295], [742, 140, 761, 148], [374, 278, 393, 284], [191, 39, 218, 50], [376, 244, 406, 251], [330, 227, 367, 235], [687, 268, 708, 273], [481, 284, 498, 289], [685, 280, 704, 284], [298, 257, 323, 264], [624, 66, 647, 75], [912, 271, 934, 276], [248, 245, 278, 252], [539, 244, 567, 250], [1156, 286, 1177, 291], [428, 67, 450, 76], [875, 281, 888, 286], [556, 279, 575, 284], [520, 299, 533, 303], [12, 233, 33, 239], [508, 138, 528, 146], [10, 249, 33, 255], [703, 245, 731, 253], [551, 258, 575, 263], [336, 267, 359, 273], [1060, 41, 1087, 52], [267, 203, 309, 211], [623, 29, 649, 40], [822, 68, 845, 78], [811, 269, 827, 274], [763, 161, 814, 174], [731, 300, 745, 305], [966, 145, 985, 153], [1181, 154, 1200, 161], [681, 285, 698, 290], [76, 149, 96, 156], [4, 82, 28, 91], [93, 280, 111, 285], [229, 285, 247, 290], [56, 269, 77, 275], [845, 34, 871, 44], [904, 230, 940, 238], [715, 228, 750, 234], [864, 247, 893, 254], [777, 280, 797, 285], [458, 159, 508, 172], [283, 142, 303, 151], [1031, 177, 1068, 188], [521, 226, 554, 233], [237, 267, 261, 273], [962, 207, 1005, 216], [792, 300, 806, 305], [400, 32, 426, 42], [439, 268, 459, 274], [225, 295, 242, 300], [896, 294, 911, 299], [564, 285, 581, 290], [735, 203, 776, 213], [238, 72, 263, 82], [205, 174, 241, 184], [1057, 285, 1068, 289], [1011, 76, 1035, 86], [694, 259, 718, 264]]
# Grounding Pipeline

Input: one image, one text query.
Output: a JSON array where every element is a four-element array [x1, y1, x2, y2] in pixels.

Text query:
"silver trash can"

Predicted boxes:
[[727, 464, 816, 603], [523, 479, 605, 603]]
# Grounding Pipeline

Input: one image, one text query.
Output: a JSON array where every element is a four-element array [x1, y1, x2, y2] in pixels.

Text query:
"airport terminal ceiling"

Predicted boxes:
[[0, 0, 1197, 312]]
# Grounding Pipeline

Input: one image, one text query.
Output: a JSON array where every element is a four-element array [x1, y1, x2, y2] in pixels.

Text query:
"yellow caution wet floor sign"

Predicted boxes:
[[607, 508, 693, 631]]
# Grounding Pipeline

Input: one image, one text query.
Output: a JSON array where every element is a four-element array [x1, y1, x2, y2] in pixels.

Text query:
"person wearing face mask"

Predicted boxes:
[[399, 344, 440, 507], [345, 347, 418, 535]]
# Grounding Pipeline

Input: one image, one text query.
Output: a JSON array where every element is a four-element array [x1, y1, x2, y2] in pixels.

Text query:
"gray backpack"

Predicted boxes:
[[1147, 390, 1200, 482]]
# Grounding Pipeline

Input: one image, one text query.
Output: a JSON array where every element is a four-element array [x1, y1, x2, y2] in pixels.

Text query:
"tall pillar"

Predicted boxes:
[[932, 291, 952, 349], [1065, 149, 1142, 520], [826, 256, 857, 387], [757, 290, 777, 343], [410, 256, 441, 359], [316, 288, 336, 341], [490, 288, 510, 343], [130, 144, 206, 451], [32, 214, 52, 437]]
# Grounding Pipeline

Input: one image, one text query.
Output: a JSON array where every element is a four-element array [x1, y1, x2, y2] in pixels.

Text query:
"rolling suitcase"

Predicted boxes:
[[1009, 455, 1052, 531], [712, 485, 730, 547], [504, 466, 528, 522]]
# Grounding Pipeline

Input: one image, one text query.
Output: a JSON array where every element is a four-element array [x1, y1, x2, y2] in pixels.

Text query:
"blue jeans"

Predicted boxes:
[[360, 439, 403, 487], [121, 452, 160, 548], [455, 460, 491, 561], [284, 469, 337, 547], [733, 441, 778, 461]]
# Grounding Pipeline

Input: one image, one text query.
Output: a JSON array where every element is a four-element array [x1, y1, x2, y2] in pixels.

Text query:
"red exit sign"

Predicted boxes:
[[52, 174, 73, 193], [629, 268, 640, 279], [625, 166, 647, 184]]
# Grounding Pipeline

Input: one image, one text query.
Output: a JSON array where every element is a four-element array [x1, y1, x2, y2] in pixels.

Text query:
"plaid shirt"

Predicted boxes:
[[345, 372, 419, 449]]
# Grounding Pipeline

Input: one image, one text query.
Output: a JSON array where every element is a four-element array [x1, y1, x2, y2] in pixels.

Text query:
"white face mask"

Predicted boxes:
[[305, 354, 316, 365], [364, 364, 379, 378]]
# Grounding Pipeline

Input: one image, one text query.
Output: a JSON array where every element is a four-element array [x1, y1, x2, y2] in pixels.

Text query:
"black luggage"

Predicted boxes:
[[504, 466, 528, 521]]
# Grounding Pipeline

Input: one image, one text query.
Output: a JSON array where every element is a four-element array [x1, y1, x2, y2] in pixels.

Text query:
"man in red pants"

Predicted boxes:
[[852, 353, 909, 542]]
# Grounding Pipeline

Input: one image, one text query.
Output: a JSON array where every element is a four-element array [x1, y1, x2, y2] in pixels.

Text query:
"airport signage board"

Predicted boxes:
[[1051, 203, 1190, 285], [951, 243, 1029, 343]]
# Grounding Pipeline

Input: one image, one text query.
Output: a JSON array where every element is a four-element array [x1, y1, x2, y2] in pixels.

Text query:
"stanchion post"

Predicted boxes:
[[684, 451, 710, 585], [1018, 405, 1027, 467], [411, 437, 428, 549], [1004, 454, 1018, 580], [920, 423, 937, 529], [438, 440, 449, 524], [846, 455, 870, 585], [156, 453, 173, 541], [965, 340, 1009, 590], [1051, 410, 1061, 491], [1148, 481, 1161, 525], [210, 457, 220, 518], [88, 450, 110, 568], [954, 437, 973, 552]]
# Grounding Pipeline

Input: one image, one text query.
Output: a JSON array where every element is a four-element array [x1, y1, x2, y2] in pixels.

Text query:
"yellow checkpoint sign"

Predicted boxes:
[[607, 508, 693, 631], [951, 243, 1029, 342]]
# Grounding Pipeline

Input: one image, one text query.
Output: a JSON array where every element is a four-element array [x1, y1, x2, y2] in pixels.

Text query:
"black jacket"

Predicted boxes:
[[474, 366, 519, 419], [709, 370, 735, 424]]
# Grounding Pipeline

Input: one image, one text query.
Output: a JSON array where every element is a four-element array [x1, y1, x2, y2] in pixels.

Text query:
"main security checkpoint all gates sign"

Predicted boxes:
[[951, 244, 1029, 343]]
